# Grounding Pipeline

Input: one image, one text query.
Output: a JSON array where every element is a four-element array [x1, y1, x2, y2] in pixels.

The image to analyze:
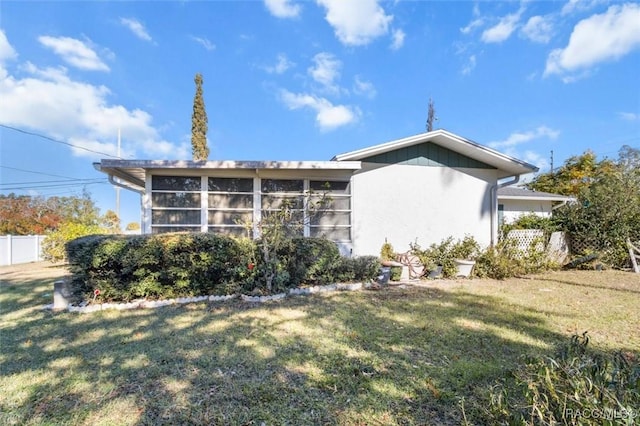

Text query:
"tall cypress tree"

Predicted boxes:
[[191, 73, 209, 161]]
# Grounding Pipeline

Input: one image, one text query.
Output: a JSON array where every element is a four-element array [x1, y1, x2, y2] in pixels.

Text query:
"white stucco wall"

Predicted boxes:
[[350, 163, 498, 256], [499, 199, 553, 224]]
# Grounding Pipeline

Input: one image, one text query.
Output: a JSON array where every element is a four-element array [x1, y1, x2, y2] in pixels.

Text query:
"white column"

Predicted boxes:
[[143, 174, 152, 234], [201, 176, 208, 232], [253, 177, 261, 239], [303, 179, 310, 237]]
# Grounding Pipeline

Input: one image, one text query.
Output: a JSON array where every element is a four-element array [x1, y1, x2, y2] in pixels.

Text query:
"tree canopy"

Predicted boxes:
[[191, 73, 209, 161], [528, 146, 640, 268], [0, 190, 100, 235]]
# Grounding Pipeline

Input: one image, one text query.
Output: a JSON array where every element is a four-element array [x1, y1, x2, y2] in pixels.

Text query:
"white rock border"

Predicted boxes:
[[48, 282, 373, 314]]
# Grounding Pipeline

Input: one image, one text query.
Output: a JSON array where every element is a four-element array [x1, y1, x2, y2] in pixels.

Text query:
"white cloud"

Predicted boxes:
[[462, 54, 477, 75], [0, 35, 184, 160], [279, 89, 359, 131], [264, 0, 301, 19], [390, 29, 405, 50], [522, 150, 549, 172], [461, 18, 484, 35], [119, 17, 153, 42], [481, 10, 523, 43], [520, 15, 553, 43], [489, 126, 560, 149], [461, 4, 484, 35], [38, 35, 110, 72], [265, 53, 294, 74], [0, 30, 17, 63], [308, 52, 341, 93], [353, 75, 376, 99], [618, 112, 639, 121], [561, 0, 606, 16], [316, 0, 393, 46], [544, 3, 640, 78], [191, 36, 215, 51]]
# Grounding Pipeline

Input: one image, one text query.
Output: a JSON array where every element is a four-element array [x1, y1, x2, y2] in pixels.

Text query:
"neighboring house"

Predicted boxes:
[[497, 186, 575, 225], [95, 129, 538, 257]]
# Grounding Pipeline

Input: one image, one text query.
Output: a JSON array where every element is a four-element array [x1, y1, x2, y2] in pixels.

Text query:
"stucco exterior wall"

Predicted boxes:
[[350, 163, 498, 256], [500, 199, 553, 224]]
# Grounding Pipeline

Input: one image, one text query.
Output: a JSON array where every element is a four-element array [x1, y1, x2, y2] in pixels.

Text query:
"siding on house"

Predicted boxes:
[[362, 142, 496, 169]]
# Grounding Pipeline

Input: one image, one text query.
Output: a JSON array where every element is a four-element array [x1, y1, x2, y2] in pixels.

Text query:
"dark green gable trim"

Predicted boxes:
[[362, 142, 496, 169]]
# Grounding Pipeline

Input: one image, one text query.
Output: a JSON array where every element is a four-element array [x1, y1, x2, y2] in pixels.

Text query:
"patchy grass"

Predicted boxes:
[[1, 263, 638, 425]]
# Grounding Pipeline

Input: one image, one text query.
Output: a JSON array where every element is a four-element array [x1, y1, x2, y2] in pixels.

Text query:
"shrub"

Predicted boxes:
[[485, 333, 640, 424], [474, 237, 558, 279], [65, 233, 249, 302], [331, 256, 379, 283], [380, 240, 395, 261], [411, 235, 481, 278], [42, 222, 104, 262], [500, 213, 557, 241], [274, 237, 340, 290]]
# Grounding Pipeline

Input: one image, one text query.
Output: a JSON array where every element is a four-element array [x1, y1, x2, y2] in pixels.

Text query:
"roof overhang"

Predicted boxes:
[[497, 194, 575, 202], [332, 129, 539, 178], [94, 159, 362, 192], [497, 186, 575, 203]]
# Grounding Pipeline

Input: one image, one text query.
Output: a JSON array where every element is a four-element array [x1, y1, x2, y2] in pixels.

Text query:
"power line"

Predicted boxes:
[[0, 165, 80, 180], [0, 178, 106, 186], [0, 124, 122, 159], [1, 181, 108, 191]]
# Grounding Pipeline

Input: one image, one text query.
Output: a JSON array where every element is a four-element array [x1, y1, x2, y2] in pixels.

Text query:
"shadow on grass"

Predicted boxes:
[[1, 270, 627, 425], [534, 275, 640, 295]]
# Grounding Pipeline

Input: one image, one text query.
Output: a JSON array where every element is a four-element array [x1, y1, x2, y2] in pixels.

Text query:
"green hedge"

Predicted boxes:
[[66, 233, 248, 302], [66, 234, 380, 302]]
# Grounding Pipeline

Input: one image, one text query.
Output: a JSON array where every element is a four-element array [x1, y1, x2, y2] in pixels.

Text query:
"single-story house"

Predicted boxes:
[[95, 129, 538, 257], [497, 186, 575, 225]]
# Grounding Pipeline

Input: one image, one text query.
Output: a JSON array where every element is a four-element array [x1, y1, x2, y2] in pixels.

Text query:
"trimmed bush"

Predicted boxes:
[[66, 233, 377, 302], [331, 255, 380, 283], [66, 233, 249, 302]]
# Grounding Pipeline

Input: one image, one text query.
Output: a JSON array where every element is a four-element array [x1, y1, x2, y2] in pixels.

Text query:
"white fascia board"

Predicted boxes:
[[99, 159, 361, 170]]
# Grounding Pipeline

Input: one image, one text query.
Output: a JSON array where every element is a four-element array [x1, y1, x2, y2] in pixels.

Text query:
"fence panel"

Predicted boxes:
[[0, 235, 46, 266]]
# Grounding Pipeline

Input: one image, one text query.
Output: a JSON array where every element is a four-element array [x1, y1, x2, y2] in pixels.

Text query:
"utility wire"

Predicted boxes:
[[0, 124, 122, 159], [0, 178, 105, 186], [2, 181, 108, 191], [0, 165, 81, 180]]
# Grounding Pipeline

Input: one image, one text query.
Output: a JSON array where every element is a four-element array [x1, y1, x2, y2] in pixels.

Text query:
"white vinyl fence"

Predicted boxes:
[[0, 235, 46, 266]]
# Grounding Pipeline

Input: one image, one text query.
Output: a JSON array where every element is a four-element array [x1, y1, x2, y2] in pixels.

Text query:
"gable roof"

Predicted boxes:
[[332, 129, 539, 178], [497, 186, 575, 202]]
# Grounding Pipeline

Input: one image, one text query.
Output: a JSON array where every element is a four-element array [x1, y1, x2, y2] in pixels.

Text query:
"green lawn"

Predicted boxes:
[[1, 263, 638, 425]]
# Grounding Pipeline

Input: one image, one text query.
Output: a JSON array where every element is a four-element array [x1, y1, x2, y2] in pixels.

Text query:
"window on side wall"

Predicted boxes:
[[150, 176, 202, 234]]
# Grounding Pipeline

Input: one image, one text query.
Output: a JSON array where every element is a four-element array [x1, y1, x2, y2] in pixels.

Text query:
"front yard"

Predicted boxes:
[[1, 263, 638, 425]]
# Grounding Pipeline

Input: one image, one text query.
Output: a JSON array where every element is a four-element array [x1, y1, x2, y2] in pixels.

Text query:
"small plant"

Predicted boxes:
[[380, 239, 396, 262], [411, 236, 481, 278], [485, 332, 640, 424], [450, 235, 480, 261]]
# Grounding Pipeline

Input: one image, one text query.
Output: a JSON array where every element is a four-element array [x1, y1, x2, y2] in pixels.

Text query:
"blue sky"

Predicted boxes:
[[1, 0, 639, 227]]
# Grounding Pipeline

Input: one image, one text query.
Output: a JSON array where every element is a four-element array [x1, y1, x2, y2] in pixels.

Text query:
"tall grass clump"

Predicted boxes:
[[485, 332, 640, 424]]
